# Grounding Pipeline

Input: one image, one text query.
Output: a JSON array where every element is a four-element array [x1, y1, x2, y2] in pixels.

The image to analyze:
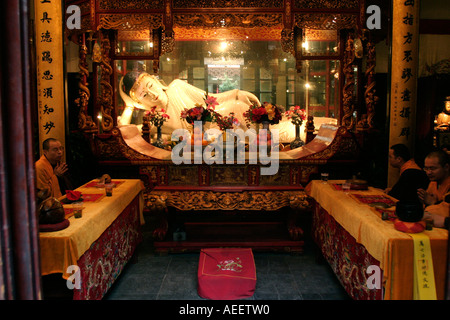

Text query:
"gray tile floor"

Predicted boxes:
[[103, 223, 350, 300]]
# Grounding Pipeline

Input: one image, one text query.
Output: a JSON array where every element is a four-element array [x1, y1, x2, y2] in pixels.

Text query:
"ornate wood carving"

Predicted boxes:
[[294, 13, 357, 30], [210, 166, 246, 186], [199, 165, 210, 186], [281, 0, 295, 54], [248, 165, 259, 185], [294, 0, 359, 9], [98, 14, 164, 31], [259, 166, 291, 186], [94, 128, 166, 161], [162, 29, 175, 55], [365, 38, 378, 129], [174, 26, 281, 41], [281, 28, 295, 55], [173, 0, 283, 8], [342, 35, 356, 130], [299, 165, 318, 183], [74, 33, 97, 132], [145, 189, 310, 241], [98, 32, 114, 132], [174, 13, 283, 29], [99, 0, 163, 10], [284, 0, 293, 27], [162, 0, 175, 54], [147, 190, 309, 212]]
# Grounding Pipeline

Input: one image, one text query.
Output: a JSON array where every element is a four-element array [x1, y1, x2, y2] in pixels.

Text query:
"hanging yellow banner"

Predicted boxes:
[[410, 233, 437, 300], [388, 0, 420, 187], [35, 0, 65, 157]]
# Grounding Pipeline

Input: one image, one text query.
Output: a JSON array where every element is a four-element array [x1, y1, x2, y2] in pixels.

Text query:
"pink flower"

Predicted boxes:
[[204, 95, 218, 109], [284, 106, 306, 125]]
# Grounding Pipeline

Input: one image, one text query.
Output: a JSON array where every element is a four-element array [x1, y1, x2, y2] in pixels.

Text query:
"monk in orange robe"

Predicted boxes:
[[386, 144, 429, 203], [35, 138, 68, 199], [419, 150, 450, 226], [418, 150, 450, 205]]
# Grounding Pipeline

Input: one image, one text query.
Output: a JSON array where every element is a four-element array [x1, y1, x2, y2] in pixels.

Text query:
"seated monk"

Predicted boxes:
[[418, 150, 450, 206], [117, 72, 305, 143], [386, 144, 429, 203]]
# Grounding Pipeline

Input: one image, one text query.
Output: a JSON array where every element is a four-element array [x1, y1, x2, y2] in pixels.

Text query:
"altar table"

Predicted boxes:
[[308, 180, 448, 300], [39, 179, 144, 300]]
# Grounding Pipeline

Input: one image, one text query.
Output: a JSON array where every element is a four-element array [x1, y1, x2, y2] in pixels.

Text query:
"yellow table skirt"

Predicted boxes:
[[39, 179, 144, 279], [308, 180, 448, 300]]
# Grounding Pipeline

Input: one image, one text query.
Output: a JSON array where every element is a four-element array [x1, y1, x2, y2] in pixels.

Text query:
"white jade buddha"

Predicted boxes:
[[118, 72, 299, 142]]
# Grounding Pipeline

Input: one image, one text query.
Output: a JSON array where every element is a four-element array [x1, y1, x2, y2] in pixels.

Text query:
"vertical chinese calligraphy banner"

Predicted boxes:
[[34, 0, 65, 157], [388, 0, 420, 187]]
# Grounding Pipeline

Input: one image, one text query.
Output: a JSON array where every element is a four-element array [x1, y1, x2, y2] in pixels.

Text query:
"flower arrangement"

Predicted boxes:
[[216, 112, 239, 130], [144, 106, 170, 127], [284, 105, 307, 126], [243, 102, 283, 126], [180, 94, 219, 125]]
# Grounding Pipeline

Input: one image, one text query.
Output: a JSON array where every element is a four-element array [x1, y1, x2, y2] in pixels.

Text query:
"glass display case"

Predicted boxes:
[[114, 34, 341, 126]]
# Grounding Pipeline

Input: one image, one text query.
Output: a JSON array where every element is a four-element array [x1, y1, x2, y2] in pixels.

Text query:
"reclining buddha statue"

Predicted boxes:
[[118, 71, 329, 143], [118, 71, 259, 132]]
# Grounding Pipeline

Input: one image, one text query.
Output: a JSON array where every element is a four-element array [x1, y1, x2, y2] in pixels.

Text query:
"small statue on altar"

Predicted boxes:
[[306, 115, 315, 133], [436, 96, 450, 130]]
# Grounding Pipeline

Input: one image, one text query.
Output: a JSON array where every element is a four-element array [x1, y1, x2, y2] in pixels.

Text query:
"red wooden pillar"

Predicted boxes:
[[0, 0, 42, 299]]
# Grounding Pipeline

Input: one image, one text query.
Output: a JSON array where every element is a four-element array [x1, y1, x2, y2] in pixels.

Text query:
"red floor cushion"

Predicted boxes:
[[198, 248, 256, 300]]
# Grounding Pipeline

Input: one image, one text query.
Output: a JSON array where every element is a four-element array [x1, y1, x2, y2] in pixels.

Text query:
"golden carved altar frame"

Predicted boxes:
[[64, 0, 369, 252]]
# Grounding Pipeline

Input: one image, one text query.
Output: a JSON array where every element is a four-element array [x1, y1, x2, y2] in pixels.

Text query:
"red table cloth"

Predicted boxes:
[[198, 248, 256, 300]]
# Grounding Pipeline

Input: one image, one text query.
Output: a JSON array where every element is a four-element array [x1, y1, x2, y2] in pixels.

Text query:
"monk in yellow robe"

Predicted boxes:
[[419, 150, 450, 227], [35, 138, 68, 199]]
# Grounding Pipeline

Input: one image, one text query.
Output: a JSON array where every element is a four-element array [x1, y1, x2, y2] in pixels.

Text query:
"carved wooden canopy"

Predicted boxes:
[[65, 0, 364, 42]]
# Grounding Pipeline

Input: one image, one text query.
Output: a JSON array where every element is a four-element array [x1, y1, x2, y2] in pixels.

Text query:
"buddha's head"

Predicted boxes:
[[128, 72, 169, 110]]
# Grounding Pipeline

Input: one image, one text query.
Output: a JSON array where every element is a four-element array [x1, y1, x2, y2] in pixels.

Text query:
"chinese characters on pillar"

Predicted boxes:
[[35, 0, 65, 155], [389, 0, 419, 146], [388, 0, 420, 187]]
